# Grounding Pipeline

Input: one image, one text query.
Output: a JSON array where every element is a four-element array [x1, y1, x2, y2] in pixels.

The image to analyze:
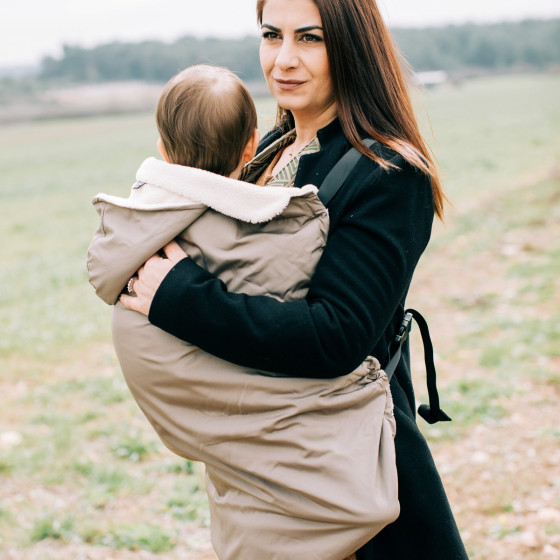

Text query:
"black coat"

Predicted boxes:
[[150, 119, 469, 559]]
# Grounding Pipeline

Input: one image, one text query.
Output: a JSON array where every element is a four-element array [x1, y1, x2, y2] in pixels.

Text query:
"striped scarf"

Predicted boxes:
[[240, 129, 321, 187]]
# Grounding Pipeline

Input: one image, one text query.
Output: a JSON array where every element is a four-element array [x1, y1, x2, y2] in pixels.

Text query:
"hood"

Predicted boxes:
[[95, 157, 319, 223], [87, 158, 323, 305]]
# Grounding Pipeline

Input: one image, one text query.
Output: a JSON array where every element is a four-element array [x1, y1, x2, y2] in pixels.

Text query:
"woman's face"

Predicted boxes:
[[259, 0, 336, 126]]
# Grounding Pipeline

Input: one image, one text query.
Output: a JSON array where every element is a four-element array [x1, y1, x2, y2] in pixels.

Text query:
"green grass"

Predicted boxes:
[[0, 73, 559, 557], [417, 74, 560, 204], [0, 114, 156, 369], [30, 513, 176, 553], [89, 522, 176, 553], [30, 513, 76, 543], [166, 477, 210, 522], [407, 75, 560, 448]]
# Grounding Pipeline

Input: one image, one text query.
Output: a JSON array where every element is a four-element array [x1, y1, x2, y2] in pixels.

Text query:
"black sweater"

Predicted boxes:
[[150, 120, 431, 386]]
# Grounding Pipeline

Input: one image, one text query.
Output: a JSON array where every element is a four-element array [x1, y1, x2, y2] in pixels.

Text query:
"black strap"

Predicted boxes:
[[386, 309, 451, 424], [318, 138, 376, 206], [384, 311, 413, 381]]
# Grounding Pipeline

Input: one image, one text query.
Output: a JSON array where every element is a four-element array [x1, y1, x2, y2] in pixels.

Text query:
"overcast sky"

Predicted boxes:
[[3, 0, 559, 68]]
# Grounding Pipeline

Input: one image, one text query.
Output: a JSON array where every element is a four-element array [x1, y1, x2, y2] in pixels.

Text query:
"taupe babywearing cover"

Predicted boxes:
[[87, 157, 399, 560]]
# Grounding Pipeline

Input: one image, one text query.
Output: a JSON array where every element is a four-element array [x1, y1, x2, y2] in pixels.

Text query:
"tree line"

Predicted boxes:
[[35, 18, 560, 85], [392, 19, 560, 73]]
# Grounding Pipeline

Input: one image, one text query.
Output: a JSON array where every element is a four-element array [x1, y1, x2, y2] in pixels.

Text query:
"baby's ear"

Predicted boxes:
[[157, 138, 170, 162], [244, 128, 261, 162]]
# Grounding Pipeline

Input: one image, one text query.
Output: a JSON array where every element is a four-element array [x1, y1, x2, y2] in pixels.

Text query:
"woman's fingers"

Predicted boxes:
[[162, 240, 187, 262], [119, 243, 187, 316], [120, 291, 149, 315]]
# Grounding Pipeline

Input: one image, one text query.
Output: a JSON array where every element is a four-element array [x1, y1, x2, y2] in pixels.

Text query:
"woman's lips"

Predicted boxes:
[[274, 78, 305, 90]]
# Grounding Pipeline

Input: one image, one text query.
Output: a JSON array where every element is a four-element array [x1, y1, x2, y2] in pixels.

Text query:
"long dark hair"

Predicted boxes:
[[256, 0, 446, 218]]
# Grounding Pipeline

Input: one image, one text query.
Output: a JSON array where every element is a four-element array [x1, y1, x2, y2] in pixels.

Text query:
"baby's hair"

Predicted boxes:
[[156, 64, 257, 176]]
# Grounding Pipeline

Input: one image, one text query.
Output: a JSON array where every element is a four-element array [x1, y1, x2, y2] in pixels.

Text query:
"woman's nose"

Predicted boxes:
[[275, 39, 299, 70]]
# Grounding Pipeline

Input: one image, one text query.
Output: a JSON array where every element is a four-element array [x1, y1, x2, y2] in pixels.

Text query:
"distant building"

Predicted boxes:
[[411, 71, 448, 86]]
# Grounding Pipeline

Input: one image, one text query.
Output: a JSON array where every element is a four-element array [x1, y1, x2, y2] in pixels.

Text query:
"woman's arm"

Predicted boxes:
[[146, 157, 434, 379]]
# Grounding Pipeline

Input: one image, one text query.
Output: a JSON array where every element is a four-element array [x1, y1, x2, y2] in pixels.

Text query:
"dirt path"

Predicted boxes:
[[434, 378, 560, 559]]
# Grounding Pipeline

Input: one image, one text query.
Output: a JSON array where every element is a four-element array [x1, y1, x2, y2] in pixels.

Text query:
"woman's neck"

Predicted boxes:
[[291, 104, 337, 148]]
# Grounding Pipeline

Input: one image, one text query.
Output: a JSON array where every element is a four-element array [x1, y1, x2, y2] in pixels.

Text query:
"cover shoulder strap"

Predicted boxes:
[[318, 138, 376, 206]]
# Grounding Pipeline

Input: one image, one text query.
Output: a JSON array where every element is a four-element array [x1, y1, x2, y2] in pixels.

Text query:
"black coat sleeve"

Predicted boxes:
[[149, 155, 434, 378]]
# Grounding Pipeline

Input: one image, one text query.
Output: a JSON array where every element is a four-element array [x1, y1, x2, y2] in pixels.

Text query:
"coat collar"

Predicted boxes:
[[256, 118, 351, 189], [94, 157, 320, 224], [294, 119, 350, 188]]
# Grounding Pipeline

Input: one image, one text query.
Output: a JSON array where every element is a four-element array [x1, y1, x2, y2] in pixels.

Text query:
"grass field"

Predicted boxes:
[[0, 73, 559, 559]]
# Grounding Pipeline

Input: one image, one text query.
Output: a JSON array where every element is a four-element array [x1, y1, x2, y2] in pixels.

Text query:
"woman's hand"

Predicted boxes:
[[120, 241, 187, 316]]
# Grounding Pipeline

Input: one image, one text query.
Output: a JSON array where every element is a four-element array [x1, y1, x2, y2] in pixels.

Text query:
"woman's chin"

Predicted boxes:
[[273, 96, 300, 112]]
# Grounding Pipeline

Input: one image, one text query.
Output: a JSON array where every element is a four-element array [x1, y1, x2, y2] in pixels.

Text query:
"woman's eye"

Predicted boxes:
[[300, 33, 322, 43], [262, 31, 281, 41]]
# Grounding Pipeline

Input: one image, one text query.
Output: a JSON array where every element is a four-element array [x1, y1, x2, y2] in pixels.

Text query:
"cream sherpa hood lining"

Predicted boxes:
[[93, 158, 320, 224]]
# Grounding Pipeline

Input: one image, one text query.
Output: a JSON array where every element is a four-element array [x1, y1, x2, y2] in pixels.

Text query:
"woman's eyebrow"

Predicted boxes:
[[261, 23, 323, 33], [295, 25, 323, 33]]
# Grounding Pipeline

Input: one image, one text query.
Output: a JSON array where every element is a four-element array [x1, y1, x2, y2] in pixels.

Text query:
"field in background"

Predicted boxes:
[[0, 74, 559, 559]]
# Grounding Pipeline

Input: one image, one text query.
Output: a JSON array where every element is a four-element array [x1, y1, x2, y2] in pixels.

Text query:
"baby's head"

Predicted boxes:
[[156, 64, 258, 177]]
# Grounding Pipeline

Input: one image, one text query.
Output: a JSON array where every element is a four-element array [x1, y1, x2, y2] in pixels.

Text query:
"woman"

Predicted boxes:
[[121, 0, 469, 558]]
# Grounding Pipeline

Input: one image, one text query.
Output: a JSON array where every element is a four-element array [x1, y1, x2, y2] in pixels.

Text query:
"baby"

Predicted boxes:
[[87, 64, 398, 560]]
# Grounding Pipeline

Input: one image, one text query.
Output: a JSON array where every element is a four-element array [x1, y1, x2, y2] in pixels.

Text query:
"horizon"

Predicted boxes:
[[3, 16, 559, 72], [3, 0, 560, 69]]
